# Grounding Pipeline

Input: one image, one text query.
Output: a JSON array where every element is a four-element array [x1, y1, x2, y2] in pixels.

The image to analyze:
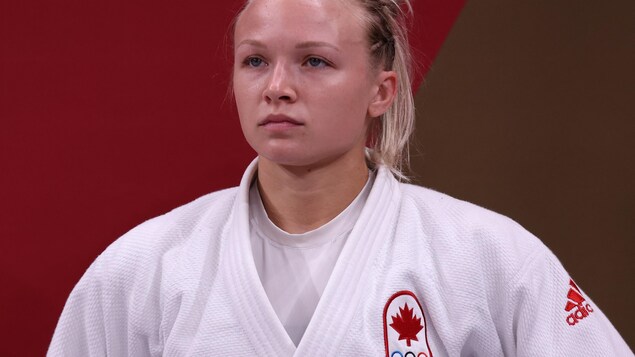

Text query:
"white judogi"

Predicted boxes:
[[48, 159, 632, 356]]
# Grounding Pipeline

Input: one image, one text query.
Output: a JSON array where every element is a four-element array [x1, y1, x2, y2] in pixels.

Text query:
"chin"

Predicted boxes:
[[251, 139, 365, 169], [251, 142, 310, 166], [259, 152, 318, 168], [260, 151, 363, 172]]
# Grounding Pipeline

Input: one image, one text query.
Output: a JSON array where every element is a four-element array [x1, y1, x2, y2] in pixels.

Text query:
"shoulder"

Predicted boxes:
[[111, 186, 237, 252], [399, 183, 542, 248], [50, 187, 242, 354], [396, 183, 548, 286], [89, 186, 239, 291], [121, 186, 238, 244], [49, 188, 243, 356], [400, 183, 523, 227]]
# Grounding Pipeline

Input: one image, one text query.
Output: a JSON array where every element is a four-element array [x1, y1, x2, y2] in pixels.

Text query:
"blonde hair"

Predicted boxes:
[[359, 0, 415, 181], [234, 0, 416, 180]]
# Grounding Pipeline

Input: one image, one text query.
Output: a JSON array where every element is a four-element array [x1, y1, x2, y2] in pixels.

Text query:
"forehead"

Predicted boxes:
[[235, 0, 367, 46]]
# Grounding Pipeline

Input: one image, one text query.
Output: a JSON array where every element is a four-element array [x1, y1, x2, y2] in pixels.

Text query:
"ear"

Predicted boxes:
[[368, 70, 397, 118]]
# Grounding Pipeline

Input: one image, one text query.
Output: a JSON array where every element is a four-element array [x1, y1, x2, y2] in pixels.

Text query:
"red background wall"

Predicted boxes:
[[0, 1, 464, 355]]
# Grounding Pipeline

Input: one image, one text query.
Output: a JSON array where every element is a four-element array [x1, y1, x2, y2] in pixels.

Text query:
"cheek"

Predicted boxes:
[[315, 93, 369, 142], [233, 72, 247, 99], [331, 81, 372, 121], [233, 76, 256, 119]]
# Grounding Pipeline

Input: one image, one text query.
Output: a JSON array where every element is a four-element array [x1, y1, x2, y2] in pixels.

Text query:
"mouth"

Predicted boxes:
[[259, 114, 304, 127]]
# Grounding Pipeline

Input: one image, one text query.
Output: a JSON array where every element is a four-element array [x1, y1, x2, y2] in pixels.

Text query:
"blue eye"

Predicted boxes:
[[306, 57, 327, 68], [245, 57, 265, 67]]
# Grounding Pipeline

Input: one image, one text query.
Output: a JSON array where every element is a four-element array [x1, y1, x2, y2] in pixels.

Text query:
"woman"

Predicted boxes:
[[49, 0, 631, 356]]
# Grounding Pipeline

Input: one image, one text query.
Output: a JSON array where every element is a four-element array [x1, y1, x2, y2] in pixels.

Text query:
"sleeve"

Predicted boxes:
[[47, 241, 159, 357], [509, 249, 633, 356], [48, 255, 113, 356]]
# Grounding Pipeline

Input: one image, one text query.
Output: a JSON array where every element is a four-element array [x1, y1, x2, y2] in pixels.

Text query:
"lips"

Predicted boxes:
[[259, 114, 303, 126]]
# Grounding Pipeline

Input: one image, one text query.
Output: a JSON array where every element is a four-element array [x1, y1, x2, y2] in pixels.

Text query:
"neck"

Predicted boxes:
[[256, 153, 369, 234]]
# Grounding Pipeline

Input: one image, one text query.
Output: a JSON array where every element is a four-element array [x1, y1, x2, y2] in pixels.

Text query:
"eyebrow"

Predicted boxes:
[[295, 41, 340, 52], [237, 39, 340, 52]]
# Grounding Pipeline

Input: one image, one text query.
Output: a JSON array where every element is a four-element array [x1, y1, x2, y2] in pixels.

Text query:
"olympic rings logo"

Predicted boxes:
[[390, 351, 429, 357]]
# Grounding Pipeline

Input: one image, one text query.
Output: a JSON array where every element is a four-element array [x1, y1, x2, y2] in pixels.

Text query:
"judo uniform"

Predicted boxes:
[[49, 160, 632, 356]]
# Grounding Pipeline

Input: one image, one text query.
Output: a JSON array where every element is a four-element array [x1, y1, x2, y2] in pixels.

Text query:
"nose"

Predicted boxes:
[[263, 62, 297, 104]]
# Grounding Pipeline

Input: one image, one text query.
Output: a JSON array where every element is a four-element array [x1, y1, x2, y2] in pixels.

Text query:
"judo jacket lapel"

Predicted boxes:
[[223, 159, 297, 355], [295, 166, 402, 356], [223, 160, 402, 356]]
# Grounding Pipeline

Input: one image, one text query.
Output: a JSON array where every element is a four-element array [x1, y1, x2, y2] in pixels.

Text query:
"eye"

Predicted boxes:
[[305, 57, 329, 68], [243, 56, 266, 68]]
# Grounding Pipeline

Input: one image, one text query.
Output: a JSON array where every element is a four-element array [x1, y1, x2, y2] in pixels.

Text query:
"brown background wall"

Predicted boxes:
[[412, 0, 634, 346]]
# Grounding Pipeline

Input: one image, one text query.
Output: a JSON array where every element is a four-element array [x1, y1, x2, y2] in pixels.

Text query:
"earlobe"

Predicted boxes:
[[368, 71, 397, 118]]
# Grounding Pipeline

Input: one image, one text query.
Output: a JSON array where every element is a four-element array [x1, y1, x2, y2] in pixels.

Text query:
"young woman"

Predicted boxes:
[[49, 0, 631, 356]]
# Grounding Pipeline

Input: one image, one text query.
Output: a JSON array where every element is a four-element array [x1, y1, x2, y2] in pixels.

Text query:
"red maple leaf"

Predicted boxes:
[[389, 302, 423, 347]]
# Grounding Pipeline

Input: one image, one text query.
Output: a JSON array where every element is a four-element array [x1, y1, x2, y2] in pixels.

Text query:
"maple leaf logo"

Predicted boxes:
[[389, 302, 423, 346]]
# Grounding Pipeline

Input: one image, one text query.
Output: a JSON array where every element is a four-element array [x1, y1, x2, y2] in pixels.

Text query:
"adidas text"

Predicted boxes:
[[566, 303, 594, 326]]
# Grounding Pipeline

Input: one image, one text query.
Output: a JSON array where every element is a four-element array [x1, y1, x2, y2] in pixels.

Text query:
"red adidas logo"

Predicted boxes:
[[565, 279, 594, 326]]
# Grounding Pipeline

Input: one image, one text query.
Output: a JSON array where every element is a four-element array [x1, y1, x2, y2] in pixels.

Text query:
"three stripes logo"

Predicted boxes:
[[565, 279, 594, 326]]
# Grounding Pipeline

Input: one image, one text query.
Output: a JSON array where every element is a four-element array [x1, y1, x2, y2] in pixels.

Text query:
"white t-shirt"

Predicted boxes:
[[249, 173, 374, 346]]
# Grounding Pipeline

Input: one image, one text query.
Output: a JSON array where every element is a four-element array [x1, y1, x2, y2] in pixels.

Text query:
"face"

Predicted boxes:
[[233, 0, 389, 168]]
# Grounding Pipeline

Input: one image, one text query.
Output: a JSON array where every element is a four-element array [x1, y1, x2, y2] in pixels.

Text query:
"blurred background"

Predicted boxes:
[[1, 0, 632, 355]]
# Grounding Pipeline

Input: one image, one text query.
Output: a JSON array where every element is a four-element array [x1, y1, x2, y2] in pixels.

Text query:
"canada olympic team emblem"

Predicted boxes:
[[383, 291, 433, 357]]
